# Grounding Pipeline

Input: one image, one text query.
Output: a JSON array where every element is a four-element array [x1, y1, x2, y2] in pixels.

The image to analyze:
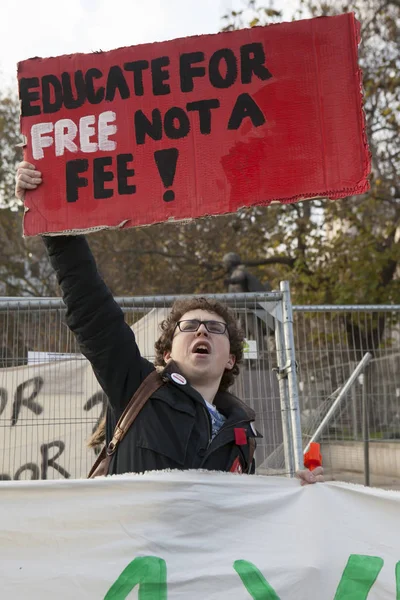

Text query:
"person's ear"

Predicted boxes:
[[225, 354, 236, 371], [164, 350, 171, 362]]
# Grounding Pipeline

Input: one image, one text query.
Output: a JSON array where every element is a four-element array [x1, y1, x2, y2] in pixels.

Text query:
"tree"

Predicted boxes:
[[216, 0, 400, 306], [0, 0, 398, 309], [0, 92, 58, 297], [96, 0, 399, 306]]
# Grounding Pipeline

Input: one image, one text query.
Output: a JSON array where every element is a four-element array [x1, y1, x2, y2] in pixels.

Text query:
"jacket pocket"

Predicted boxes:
[[135, 396, 196, 466]]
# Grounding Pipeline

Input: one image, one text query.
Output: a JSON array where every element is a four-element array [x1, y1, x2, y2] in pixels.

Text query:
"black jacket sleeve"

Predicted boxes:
[[43, 235, 154, 414]]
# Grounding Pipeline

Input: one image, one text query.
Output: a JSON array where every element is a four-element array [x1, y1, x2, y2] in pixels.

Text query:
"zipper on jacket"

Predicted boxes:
[[202, 402, 246, 450], [201, 419, 250, 465], [201, 405, 212, 448]]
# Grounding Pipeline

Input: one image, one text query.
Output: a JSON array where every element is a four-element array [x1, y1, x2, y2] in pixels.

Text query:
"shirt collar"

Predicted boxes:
[[161, 360, 255, 422]]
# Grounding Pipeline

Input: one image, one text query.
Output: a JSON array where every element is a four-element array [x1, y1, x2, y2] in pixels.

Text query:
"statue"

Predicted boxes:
[[222, 253, 271, 294], [222, 253, 274, 348]]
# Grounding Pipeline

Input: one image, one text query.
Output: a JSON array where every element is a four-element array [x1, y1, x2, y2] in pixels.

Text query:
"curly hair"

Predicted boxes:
[[154, 297, 244, 391], [88, 297, 244, 449]]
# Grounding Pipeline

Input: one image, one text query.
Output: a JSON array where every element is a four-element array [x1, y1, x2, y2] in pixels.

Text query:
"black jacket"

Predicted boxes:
[[44, 235, 261, 475]]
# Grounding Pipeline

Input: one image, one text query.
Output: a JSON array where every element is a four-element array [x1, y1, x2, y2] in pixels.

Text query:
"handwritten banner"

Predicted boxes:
[[18, 13, 370, 236], [1, 472, 399, 598], [0, 308, 169, 480], [0, 357, 103, 480]]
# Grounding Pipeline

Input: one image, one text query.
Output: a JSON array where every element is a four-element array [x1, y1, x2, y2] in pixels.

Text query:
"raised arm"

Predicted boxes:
[[16, 162, 154, 413]]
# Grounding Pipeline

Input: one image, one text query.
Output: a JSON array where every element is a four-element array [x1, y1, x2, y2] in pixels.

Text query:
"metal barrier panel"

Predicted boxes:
[[0, 292, 289, 481], [3, 293, 398, 488], [292, 305, 400, 489]]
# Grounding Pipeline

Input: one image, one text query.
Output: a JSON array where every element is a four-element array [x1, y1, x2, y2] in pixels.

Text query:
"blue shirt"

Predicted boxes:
[[204, 400, 227, 440]]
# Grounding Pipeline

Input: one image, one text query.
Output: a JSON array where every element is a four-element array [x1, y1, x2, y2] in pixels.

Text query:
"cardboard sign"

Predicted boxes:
[[1, 472, 400, 598], [18, 13, 370, 236]]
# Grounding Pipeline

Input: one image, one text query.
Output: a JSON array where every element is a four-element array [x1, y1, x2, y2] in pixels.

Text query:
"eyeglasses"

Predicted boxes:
[[175, 319, 228, 335]]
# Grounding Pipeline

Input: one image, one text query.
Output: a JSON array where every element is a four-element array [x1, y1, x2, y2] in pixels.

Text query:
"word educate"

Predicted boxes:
[[20, 43, 271, 115], [104, 555, 399, 599]]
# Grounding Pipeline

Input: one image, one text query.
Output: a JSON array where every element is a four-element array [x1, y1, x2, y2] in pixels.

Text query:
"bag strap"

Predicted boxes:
[[106, 369, 164, 456]]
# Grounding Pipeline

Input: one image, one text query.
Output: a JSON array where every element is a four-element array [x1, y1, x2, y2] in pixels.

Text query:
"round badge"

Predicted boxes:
[[171, 373, 187, 385]]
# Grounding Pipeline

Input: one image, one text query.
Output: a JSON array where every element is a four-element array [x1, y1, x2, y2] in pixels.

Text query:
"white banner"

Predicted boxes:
[[0, 308, 170, 480], [1, 471, 399, 599]]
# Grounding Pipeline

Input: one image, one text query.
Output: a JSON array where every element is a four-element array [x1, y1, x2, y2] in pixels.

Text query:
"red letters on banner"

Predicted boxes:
[[18, 13, 370, 236]]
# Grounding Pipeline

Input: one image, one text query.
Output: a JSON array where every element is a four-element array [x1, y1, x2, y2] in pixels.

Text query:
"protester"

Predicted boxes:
[[15, 161, 323, 484]]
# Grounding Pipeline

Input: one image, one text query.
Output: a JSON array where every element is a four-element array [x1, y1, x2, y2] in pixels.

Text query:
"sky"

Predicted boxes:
[[0, 0, 298, 92]]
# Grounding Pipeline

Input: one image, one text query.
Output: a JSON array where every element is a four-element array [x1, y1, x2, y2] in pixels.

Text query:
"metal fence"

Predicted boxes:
[[292, 306, 400, 488], [1, 288, 399, 487], [0, 289, 298, 481]]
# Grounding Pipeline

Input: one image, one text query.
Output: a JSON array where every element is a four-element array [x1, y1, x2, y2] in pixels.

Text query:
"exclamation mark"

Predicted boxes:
[[154, 148, 179, 202]]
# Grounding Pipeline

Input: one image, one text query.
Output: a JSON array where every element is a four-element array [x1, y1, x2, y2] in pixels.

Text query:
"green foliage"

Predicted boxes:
[[0, 92, 55, 296], [217, 0, 400, 305], [0, 0, 398, 306], [0, 91, 22, 208]]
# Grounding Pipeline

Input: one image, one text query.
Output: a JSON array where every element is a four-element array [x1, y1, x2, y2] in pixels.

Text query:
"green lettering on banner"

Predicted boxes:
[[333, 555, 384, 599], [102, 554, 396, 598], [234, 560, 281, 600], [104, 556, 167, 600]]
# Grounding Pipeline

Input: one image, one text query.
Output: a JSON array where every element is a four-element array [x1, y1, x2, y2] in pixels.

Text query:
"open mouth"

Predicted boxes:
[[193, 345, 210, 355]]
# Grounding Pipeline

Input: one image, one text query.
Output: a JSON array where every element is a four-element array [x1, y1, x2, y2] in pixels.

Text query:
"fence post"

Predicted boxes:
[[361, 370, 370, 487], [350, 366, 359, 440], [280, 281, 304, 473], [274, 315, 294, 476]]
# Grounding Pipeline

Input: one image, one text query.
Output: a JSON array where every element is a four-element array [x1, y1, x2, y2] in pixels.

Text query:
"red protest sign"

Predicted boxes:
[[18, 13, 370, 237]]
